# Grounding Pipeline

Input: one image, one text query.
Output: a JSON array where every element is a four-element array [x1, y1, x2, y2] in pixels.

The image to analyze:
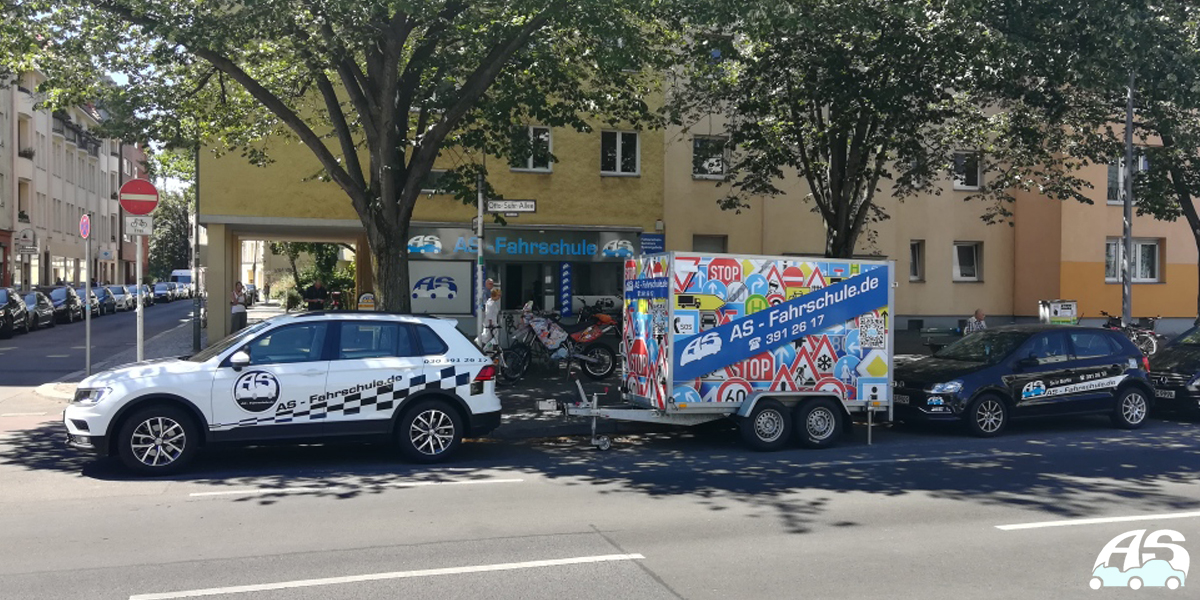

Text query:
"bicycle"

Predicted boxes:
[[1100, 310, 1166, 356], [477, 324, 519, 385]]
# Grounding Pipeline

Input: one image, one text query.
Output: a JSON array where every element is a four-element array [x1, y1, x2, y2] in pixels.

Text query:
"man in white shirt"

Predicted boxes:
[[965, 309, 987, 335]]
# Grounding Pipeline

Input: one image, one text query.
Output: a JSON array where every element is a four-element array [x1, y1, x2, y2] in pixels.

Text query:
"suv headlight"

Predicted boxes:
[[72, 387, 111, 405], [929, 380, 963, 394]]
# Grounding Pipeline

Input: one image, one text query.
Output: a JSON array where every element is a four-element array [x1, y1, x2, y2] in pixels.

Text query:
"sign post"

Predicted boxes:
[[80, 214, 91, 376], [120, 179, 160, 362]]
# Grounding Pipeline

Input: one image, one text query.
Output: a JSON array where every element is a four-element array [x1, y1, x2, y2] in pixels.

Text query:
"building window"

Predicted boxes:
[[1105, 238, 1160, 282], [601, 131, 639, 176], [511, 126, 552, 172], [909, 240, 925, 282], [1106, 155, 1150, 204], [953, 151, 982, 190], [953, 242, 982, 282], [692, 234, 728, 253], [692, 136, 727, 179], [419, 169, 446, 194]]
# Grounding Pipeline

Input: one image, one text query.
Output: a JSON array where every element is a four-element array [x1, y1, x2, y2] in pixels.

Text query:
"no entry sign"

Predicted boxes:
[[119, 179, 160, 215]]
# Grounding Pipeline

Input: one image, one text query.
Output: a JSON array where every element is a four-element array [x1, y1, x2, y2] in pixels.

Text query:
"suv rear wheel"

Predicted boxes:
[[116, 405, 199, 475], [397, 399, 464, 463]]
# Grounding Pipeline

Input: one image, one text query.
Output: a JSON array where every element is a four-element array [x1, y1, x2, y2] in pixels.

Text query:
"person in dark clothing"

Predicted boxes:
[[303, 279, 328, 311]]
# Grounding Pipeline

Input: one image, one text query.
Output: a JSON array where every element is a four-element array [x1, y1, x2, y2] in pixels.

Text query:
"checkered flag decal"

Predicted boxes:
[[222, 367, 475, 429]]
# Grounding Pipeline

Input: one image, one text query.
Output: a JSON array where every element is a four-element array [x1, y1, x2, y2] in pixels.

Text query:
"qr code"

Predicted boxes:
[[859, 316, 886, 349]]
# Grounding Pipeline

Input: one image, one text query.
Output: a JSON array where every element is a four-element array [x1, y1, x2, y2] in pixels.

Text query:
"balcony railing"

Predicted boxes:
[[18, 148, 35, 160], [52, 118, 65, 134]]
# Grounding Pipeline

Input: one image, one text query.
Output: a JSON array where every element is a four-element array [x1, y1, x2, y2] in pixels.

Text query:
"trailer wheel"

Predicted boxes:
[[793, 399, 843, 449], [739, 399, 792, 451]]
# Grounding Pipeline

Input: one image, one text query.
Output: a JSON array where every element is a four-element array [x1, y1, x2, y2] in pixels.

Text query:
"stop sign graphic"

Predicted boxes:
[[119, 179, 160, 215]]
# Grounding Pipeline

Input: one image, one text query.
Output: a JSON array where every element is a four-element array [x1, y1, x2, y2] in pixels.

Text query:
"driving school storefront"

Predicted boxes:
[[404, 223, 663, 330]]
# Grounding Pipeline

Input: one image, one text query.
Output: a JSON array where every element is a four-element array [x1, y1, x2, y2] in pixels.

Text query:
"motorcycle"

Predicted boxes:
[[503, 302, 618, 381], [1100, 310, 1167, 356]]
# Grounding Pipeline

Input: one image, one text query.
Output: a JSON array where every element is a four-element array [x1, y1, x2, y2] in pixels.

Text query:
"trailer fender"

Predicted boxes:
[[736, 393, 851, 421]]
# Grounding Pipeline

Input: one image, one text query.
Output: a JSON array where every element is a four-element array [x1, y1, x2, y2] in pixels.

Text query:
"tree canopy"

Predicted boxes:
[[3, 0, 669, 311]]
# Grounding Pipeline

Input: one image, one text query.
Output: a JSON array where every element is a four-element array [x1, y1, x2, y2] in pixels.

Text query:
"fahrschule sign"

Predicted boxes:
[[406, 226, 647, 263]]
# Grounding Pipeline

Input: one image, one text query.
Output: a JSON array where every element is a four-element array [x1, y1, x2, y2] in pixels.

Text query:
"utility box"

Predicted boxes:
[[1039, 300, 1079, 325]]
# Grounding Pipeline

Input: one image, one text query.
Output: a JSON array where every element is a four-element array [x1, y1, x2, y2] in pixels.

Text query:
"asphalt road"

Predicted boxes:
[[0, 299, 196, 386], [1, 409, 1199, 599]]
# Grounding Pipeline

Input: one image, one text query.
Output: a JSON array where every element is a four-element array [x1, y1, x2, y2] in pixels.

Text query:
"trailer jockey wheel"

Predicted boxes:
[[594, 436, 612, 451]]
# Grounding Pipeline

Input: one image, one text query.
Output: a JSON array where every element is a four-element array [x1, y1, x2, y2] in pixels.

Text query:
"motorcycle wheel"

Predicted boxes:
[[503, 344, 532, 382], [581, 343, 616, 380]]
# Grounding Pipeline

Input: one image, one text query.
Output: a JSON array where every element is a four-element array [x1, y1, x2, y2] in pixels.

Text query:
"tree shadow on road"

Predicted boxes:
[[3, 413, 1199, 535]]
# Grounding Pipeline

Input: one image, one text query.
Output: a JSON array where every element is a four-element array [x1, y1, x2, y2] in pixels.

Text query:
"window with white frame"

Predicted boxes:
[[909, 240, 925, 282], [1105, 238, 1160, 282], [511, 126, 552, 172], [1106, 154, 1150, 204], [953, 151, 982, 190], [601, 131, 639, 176], [692, 136, 727, 179], [419, 169, 446, 194], [953, 242, 982, 282]]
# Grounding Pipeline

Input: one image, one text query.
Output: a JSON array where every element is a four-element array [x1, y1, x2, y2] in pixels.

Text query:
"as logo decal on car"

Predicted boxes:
[[234, 371, 281, 413], [1022, 380, 1047, 399]]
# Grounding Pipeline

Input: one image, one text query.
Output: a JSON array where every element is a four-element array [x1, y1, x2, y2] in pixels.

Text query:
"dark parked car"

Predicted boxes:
[[244, 283, 258, 307], [23, 291, 56, 330], [38, 286, 85, 324], [96, 287, 118, 315], [130, 284, 154, 307], [153, 282, 172, 303], [1148, 326, 1200, 414], [894, 325, 1153, 436], [76, 287, 101, 318], [0, 287, 31, 337]]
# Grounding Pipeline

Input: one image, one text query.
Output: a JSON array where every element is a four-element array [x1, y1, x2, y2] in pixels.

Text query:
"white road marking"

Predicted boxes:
[[0, 412, 48, 417], [46, 354, 70, 358], [128, 553, 645, 599], [188, 477, 524, 497], [997, 510, 1200, 531], [799, 452, 1034, 469]]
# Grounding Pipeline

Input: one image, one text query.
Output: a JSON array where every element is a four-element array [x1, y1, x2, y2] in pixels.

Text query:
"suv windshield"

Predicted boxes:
[[109, 287, 125, 296], [934, 330, 1030, 364], [24, 293, 37, 306], [187, 320, 272, 363], [50, 288, 66, 301], [155, 283, 168, 291]]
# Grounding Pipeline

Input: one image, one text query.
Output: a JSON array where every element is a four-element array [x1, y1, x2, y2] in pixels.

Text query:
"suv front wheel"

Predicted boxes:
[[397, 399, 464, 463], [116, 405, 199, 475]]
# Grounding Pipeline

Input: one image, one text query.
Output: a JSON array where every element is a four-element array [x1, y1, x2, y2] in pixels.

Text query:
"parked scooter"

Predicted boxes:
[[503, 302, 618, 381]]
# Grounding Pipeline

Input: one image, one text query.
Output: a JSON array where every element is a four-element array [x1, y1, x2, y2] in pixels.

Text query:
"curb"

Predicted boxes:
[[34, 383, 75, 401]]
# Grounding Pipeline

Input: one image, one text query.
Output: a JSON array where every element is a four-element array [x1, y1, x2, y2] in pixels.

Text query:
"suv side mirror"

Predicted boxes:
[[230, 351, 250, 371]]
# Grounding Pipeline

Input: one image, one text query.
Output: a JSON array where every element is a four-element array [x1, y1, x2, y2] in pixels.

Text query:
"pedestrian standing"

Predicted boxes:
[[964, 309, 987, 335], [475, 287, 502, 348], [231, 281, 248, 333]]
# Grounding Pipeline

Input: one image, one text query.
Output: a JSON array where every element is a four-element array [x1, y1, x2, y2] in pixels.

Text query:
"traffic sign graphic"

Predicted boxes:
[[118, 179, 160, 215]]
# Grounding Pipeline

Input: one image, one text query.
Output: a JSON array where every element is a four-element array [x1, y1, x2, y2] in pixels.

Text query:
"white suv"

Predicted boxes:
[[64, 312, 502, 474]]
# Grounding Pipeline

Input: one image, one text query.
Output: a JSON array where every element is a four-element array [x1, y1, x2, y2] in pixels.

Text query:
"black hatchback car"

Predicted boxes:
[[1148, 326, 1200, 414], [894, 325, 1153, 436], [23, 291, 56, 330], [38, 286, 85, 324], [0, 287, 31, 337]]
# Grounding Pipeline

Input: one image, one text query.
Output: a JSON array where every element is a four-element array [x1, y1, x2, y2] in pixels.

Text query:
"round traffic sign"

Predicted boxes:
[[118, 179, 160, 215], [79, 214, 90, 239]]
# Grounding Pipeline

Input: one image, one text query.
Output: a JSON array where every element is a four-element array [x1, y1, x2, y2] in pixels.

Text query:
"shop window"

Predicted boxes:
[[693, 234, 728, 253], [601, 131, 639, 176], [1105, 238, 1160, 283], [953, 242, 982, 282], [953, 151, 982, 190], [909, 240, 925, 282], [511, 126, 552, 172], [692, 136, 727, 179], [572, 263, 622, 297], [1106, 154, 1150, 204]]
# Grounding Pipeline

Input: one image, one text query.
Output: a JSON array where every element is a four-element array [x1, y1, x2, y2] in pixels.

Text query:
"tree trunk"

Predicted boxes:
[[288, 253, 301, 290], [369, 227, 411, 313], [824, 225, 858, 258]]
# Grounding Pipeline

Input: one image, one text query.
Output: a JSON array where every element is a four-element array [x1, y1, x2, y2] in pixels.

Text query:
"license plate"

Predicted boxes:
[[1156, 389, 1176, 399], [894, 394, 909, 405]]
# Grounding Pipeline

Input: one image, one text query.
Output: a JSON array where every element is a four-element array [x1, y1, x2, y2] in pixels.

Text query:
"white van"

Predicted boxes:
[[169, 268, 205, 299]]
